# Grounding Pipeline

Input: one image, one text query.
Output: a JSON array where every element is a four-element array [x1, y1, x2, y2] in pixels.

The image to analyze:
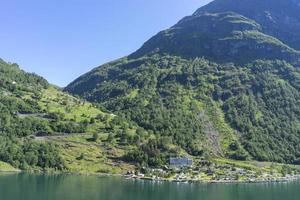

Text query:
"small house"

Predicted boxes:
[[169, 157, 193, 168]]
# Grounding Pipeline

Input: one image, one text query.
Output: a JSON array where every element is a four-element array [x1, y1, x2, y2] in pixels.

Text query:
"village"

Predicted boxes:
[[125, 157, 300, 183]]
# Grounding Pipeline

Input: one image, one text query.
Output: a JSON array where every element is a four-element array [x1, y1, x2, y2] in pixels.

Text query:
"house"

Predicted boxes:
[[169, 157, 193, 168]]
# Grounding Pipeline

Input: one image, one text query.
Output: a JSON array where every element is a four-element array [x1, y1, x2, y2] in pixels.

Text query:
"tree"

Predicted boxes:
[[92, 133, 99, 142]]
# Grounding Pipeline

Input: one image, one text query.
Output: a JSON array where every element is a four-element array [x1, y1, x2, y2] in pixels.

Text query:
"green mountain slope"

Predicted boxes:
[[66, 0, 300, 165], [131, 12, 300, 64], [195, 0, 300, 51], [0, 59, 140, 172], [0, 59, 64, 170], [66, 54, 300, 164]]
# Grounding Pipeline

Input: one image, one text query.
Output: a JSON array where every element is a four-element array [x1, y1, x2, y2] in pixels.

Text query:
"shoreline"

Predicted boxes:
[[122, 174, 300, 184], [1, 169, 300, 184]]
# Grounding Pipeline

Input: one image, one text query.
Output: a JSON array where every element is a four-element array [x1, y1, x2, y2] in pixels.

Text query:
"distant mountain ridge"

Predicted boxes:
[[130, 11, 300, 64], [195, 0, 300, 50]]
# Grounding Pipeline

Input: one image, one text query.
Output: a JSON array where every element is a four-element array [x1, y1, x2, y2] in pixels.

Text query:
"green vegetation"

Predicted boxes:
[[0, 59, 65, 170], [65, 4, 300, 168], [4, 0, 300, 177], [194, 0, 300, 51], [0, 161, 19, 172], [49, 135, 135, 174], [66, 54, 300, 166], [0, 59, 144, 172], [130, 12, 300, 64]]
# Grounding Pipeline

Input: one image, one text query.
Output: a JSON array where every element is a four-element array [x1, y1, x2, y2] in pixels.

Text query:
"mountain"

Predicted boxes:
[[65, 0, 300, 165], [0, 58, 139, 172], [131, 12, 300, 64], [0, 58, 63, 170], [195, 0, 300, 51]]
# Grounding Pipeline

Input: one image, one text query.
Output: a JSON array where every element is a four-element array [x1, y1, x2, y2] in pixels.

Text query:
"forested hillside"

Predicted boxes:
[[3, 0, 300, 172], [66, 0, 300, 165], [131, 12, 300, 64], [194, 0, 300, 51], [0, 59, 64, 169], [0, 59, 144, 171]]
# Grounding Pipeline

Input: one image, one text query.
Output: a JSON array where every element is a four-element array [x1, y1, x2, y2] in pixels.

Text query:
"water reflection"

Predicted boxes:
[[0, 173, 299, 200]]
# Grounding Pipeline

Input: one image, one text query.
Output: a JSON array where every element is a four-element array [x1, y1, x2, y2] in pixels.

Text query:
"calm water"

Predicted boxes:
[[0, 173, 299, 200]]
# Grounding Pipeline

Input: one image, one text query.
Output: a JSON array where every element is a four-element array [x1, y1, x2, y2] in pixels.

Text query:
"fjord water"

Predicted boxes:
[[0, 173, 299, 200]]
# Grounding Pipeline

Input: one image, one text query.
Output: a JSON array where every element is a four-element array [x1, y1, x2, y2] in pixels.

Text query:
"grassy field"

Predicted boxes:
[[38, 87, 114, 133], [48, 135, 135, 175], [18, 86, 139, 174], [0, 161, 20, 172]]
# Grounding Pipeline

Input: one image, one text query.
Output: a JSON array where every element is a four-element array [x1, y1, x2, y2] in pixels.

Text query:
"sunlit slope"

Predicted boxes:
[[66, 1, 300, 165]]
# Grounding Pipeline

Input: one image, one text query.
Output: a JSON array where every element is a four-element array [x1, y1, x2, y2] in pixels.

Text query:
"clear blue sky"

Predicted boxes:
[[0, 0, 212, 86]]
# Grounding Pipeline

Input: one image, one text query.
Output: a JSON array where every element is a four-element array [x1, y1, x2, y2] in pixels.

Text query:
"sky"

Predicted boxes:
[[0, 0, 212, 87]]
